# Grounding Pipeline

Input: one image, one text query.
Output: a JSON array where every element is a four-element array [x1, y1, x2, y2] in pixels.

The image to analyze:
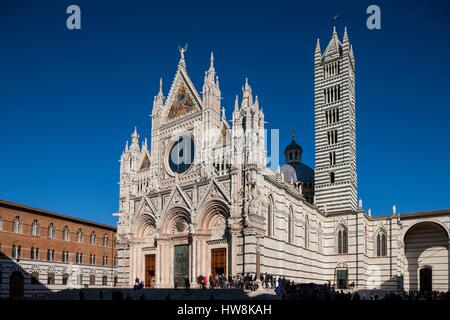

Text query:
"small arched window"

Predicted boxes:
[[12, 244, 21, 259], [12, 216, 21, 233], [32, 220, 40, 236], [47, 223, 55, 239], [288, 208, 294, 244], [336, 225, 348, 254], [103, 235, 109, 247], [376, 230, 387, 257], [330, 172, 335, 184], [304, 216, 310, 248], [30, 247, 39, 260], [89, 274, 96, 285], [102, 275, 108, 286], [76, 229, 83, 243], [267, 199, 274, 237], [90, 232, 96, 245], [0, 216, 3, 231], [63, 226, 70, 241], [318, 222, 322, 252], [31, 272, 39, 284], [47, 249, 55, 261], [47, 273, 55, 285]]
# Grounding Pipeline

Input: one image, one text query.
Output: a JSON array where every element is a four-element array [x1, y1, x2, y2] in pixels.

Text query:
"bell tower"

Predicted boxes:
[[314, 27, 357, 213]]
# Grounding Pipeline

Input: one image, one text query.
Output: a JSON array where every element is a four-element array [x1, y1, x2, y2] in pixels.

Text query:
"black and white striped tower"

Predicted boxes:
[[314, 26, 357, 213]]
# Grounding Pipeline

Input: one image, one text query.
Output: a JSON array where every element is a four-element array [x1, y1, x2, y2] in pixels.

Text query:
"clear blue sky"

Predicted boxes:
[[1, 0, 449, 225]]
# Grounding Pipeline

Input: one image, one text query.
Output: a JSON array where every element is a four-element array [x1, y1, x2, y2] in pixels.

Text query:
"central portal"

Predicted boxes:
[[211, 248, 227, 276], [174, 244, 189, 287]]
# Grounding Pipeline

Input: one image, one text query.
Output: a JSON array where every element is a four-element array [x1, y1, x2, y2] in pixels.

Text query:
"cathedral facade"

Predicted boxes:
[[115, 28, 450, 292]]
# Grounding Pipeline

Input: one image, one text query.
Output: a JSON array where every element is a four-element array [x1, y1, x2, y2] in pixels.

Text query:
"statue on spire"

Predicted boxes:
[[178, 43, 188, 66]]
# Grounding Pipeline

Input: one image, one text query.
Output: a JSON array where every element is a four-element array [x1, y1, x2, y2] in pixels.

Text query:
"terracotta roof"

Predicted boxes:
[[0, 200, 116, 231]]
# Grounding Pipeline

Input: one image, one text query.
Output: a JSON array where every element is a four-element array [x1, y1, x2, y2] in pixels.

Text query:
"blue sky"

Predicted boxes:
[[1, 0, 449, 226]]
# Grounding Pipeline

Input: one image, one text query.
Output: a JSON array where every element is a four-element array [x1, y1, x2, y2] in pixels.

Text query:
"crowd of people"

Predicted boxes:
[[130, 274, 450, 301]]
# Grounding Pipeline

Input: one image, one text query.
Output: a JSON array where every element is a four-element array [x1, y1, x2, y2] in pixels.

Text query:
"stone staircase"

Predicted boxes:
[[44, 288, 278, 300]]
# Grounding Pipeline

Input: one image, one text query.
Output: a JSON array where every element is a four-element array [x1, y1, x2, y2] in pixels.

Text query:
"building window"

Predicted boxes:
[[62, 273, 69, 285], [31, 272, 39, 284], [0, 216, 3, 231], [102, 256, 108, 267], [89, 275, 96, 285], [47, 223, 55, 239], [47, 249, 55, 262], [31, 247, 39, 260], [103, 235, 109, 247], [318, 223, 322, 253], [12, 244, 21, 259], [76, 252, 83, 264], [90, 232, 96, 245], [47, 273, 55, 285], [336, 225, 348, 254], [376, 230, 387, 257], [267, 200, 274, 237], [62, 251, 69, 263], [102, 276, 108, 286], [76, 229, 83, 243], [114, 256, 118, 268], [89, 254, 96, 266], [329, 151, 336, 166], [304, 216, 309, 248], [287, 209, 294, 244], [330, 171, 335, 184], [77, 274, 83, 285], [63, 226, 70, 241], [12, 216, 21, 233], [31, 220, 40, 236], [327, 130, 338, 145]]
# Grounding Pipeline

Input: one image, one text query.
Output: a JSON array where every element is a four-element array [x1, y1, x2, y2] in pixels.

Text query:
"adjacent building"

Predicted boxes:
[[0, 200, 118, 298]]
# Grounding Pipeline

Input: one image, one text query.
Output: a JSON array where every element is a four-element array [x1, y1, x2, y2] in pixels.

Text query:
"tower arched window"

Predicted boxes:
[[47, 223, 55, 239], [336, 225, 348, 254], [376, 230, 387, 257], [32, 219, 40, 236], [63, 226, 70, 241], [330, 172, 335, 184], [12, 216, 21, 233]]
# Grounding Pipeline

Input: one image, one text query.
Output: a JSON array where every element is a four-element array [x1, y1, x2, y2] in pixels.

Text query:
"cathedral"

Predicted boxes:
[[115, 28, 450, 292]]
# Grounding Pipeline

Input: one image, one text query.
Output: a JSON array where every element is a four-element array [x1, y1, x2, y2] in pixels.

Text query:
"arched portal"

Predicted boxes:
[[9, 271, 24, 298], [158, 206, 192, 288], [195, 200, 231, 286], [404, 221, 449, 292]]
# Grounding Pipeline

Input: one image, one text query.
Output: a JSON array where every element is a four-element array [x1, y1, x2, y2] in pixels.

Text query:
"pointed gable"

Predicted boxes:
[[138, 149, 151, 171], [163, 66, 203, 124]]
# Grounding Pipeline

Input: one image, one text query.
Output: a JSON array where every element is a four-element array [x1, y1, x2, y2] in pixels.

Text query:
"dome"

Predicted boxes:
[[280, 163, 314, 183]]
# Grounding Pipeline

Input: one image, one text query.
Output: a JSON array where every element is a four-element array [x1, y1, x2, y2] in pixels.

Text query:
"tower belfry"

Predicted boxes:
[[314, 27, 357, 213]]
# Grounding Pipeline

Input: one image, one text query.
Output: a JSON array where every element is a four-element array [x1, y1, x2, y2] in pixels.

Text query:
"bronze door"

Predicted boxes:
[[211, 248, 226, 276], [145, 254, 156, 288], [174, 245, 189, 288]]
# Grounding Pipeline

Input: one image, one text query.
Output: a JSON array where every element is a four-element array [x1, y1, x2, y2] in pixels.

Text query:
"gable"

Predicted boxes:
[[163, 68, 202, 124]]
